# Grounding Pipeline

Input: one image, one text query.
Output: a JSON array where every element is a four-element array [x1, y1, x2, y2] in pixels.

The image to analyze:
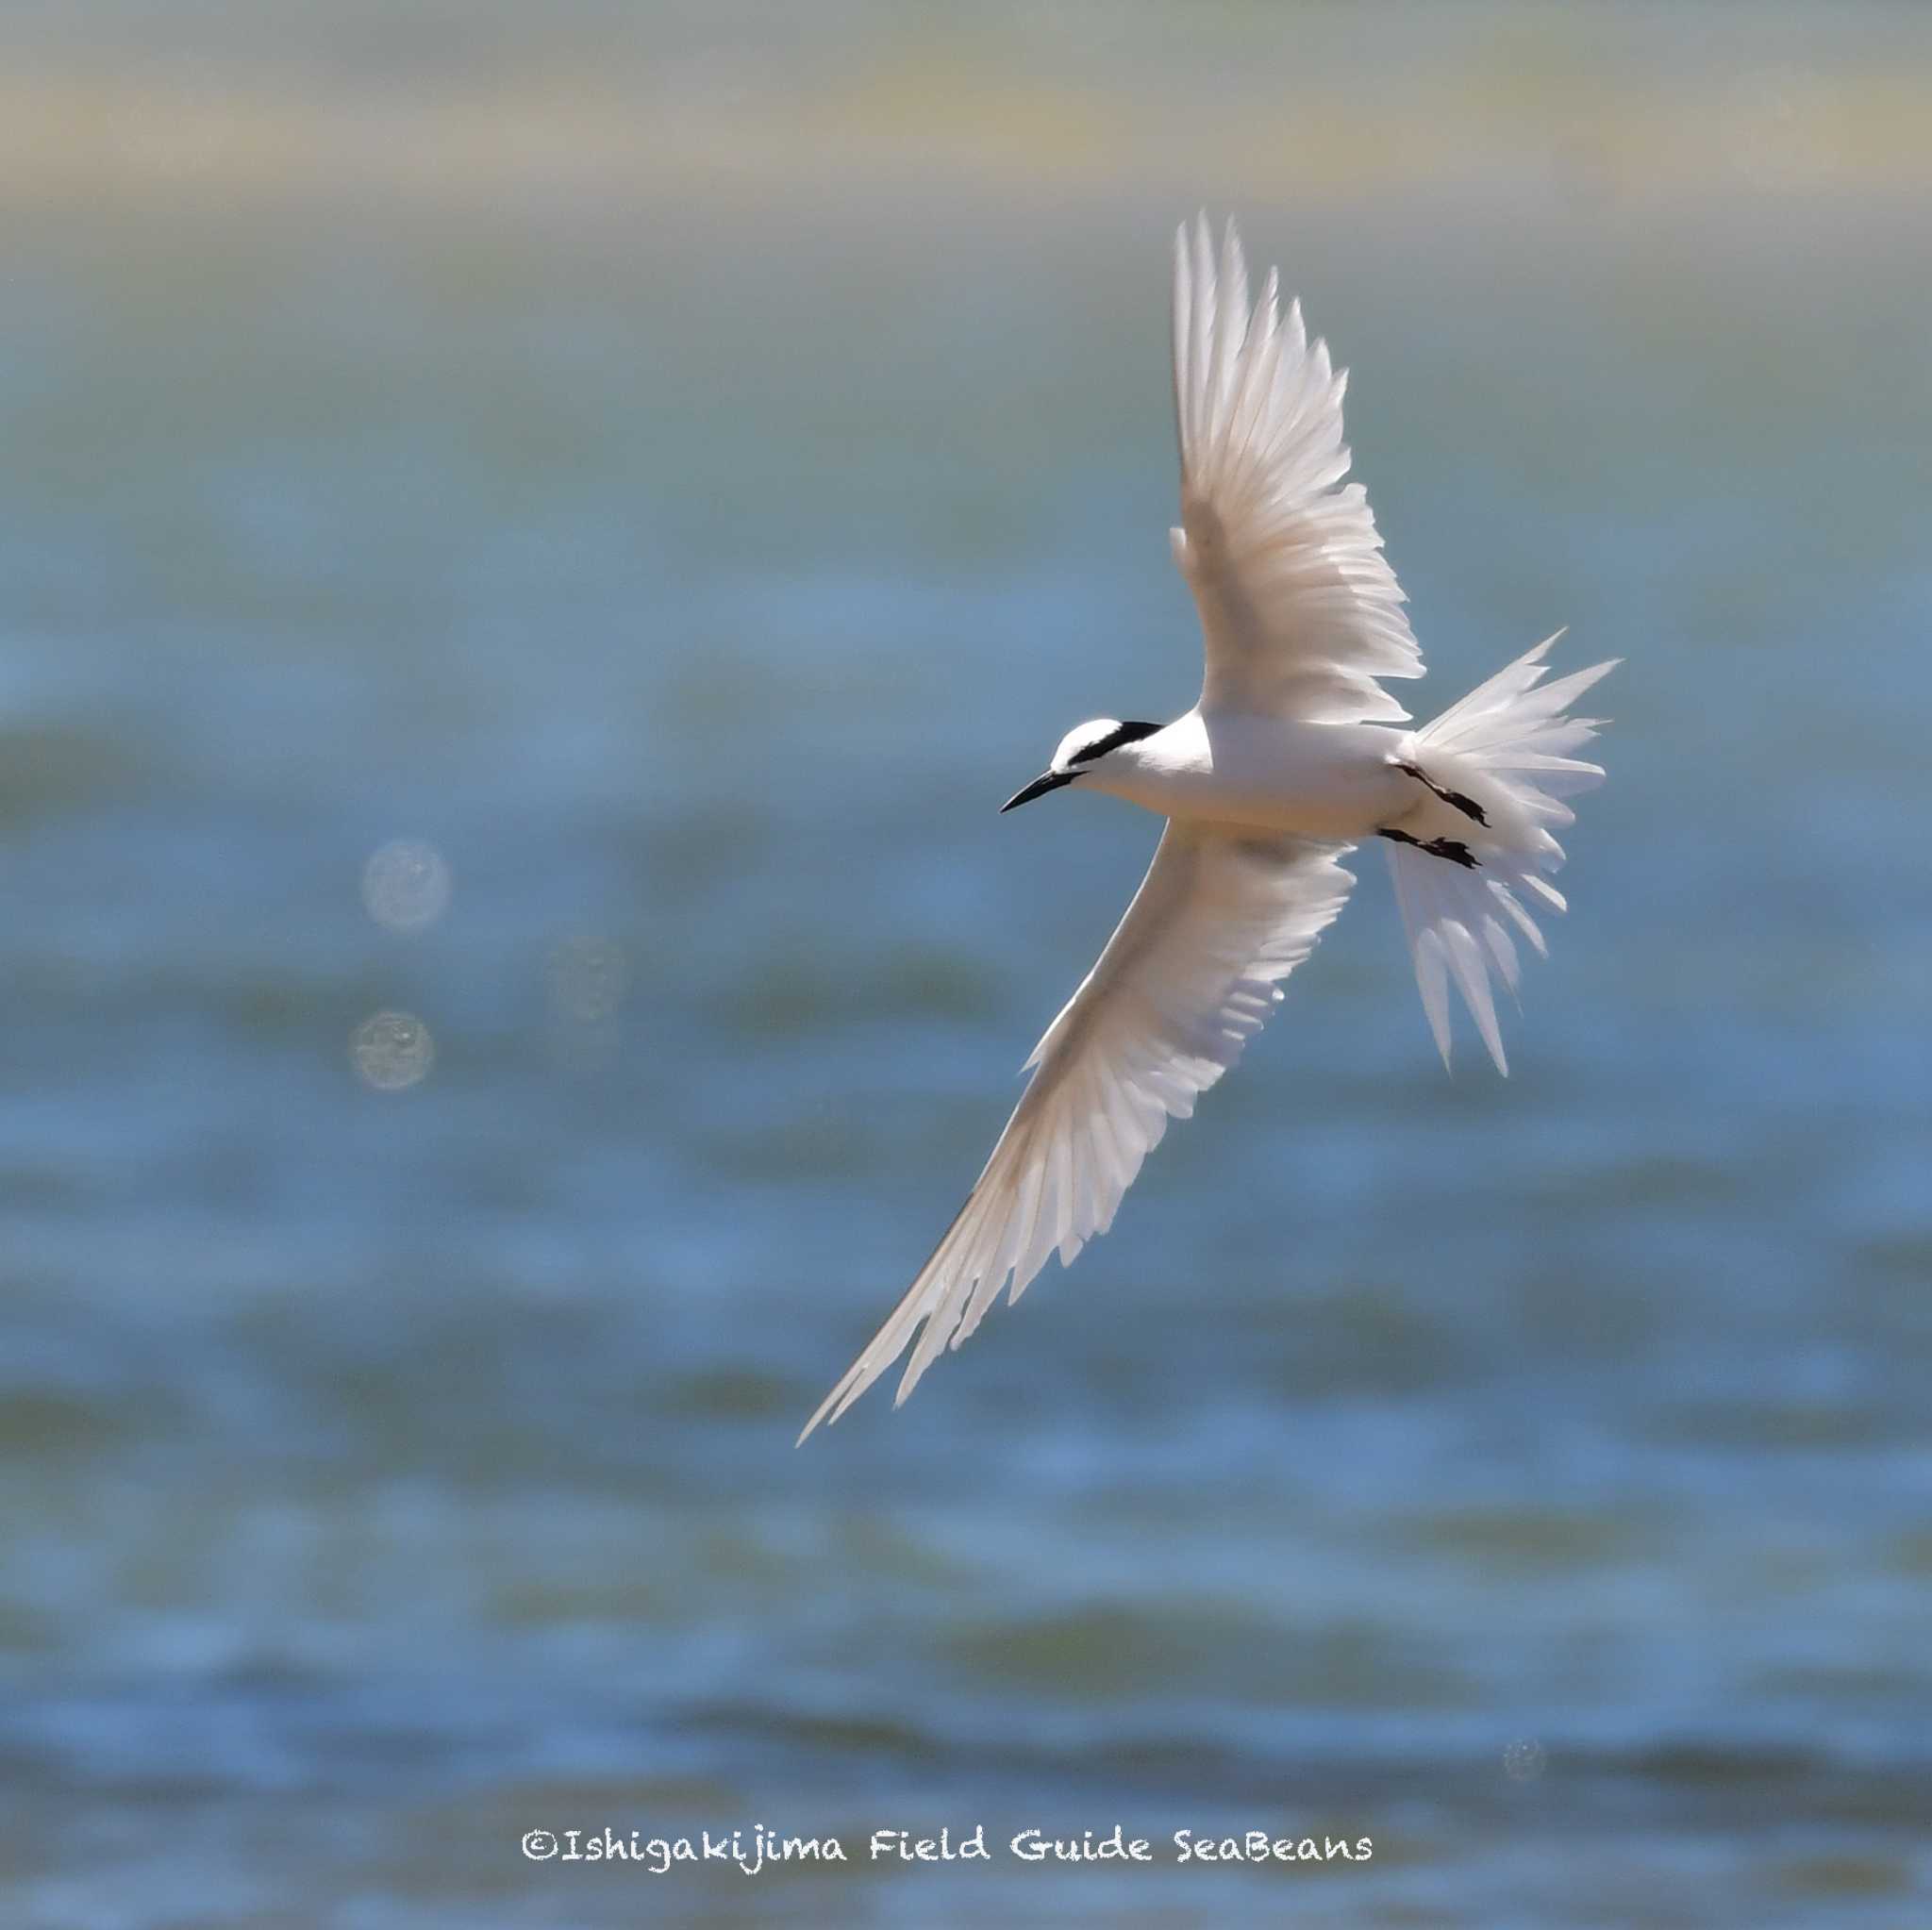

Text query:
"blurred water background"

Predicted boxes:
[[1, 4, 1929, 1924]]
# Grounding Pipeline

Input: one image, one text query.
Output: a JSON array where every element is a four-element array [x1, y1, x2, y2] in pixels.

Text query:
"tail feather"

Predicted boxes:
[[1389, 632, 1616, 1073]]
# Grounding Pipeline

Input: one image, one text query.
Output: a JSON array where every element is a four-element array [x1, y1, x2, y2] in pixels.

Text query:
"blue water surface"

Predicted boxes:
[[1, 8, 1929, 1924]]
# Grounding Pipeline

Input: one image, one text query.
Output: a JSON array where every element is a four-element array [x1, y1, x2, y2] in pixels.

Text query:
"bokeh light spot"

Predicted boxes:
[[361, 839, 452, 935], [351, 1009, 435, 1090]]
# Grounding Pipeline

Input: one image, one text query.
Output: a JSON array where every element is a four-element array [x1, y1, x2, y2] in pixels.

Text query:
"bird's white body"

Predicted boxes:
[[1088, 713, 1416, 840], [1090, 710, 1552, 855], [800, 217, 1617, 1439]]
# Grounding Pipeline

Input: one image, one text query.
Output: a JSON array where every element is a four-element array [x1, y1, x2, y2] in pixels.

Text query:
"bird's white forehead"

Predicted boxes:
[[1053, 719, 1123, 769]]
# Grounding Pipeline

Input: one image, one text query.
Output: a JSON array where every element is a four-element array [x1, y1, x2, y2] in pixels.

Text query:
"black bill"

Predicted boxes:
[[1000, 770, 1075, 812]]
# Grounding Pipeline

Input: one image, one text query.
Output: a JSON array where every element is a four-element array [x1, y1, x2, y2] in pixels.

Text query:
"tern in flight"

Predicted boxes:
[[802, 216, 1614, 1440]]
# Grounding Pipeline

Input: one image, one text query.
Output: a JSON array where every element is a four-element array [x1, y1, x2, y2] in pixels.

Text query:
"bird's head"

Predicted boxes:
[[1000, 719, 1163, 812]]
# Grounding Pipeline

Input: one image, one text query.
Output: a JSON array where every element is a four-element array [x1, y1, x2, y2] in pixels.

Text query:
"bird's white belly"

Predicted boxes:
[[1099, 713, 1413, 840]]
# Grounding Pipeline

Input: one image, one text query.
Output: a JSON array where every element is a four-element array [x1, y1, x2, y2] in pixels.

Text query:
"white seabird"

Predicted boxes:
[[802, 216, 1616, 1439]]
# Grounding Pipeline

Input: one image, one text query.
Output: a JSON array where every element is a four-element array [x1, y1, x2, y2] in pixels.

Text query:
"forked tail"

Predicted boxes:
[[1386, 632, 1616, 1073]]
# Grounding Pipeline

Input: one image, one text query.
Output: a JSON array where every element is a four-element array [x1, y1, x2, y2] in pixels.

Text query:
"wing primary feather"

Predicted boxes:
[[1171, 223, 1423, 724], [1191, 215, 1216, 466], [1171, 222, 1193, 457], [1213, 219, 1247, 431], [896, 1185, 1001, 1402]]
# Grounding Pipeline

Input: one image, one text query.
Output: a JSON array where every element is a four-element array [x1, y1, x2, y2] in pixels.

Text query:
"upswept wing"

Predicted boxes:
[[801, 828, 1355, 1438], [1171, 215, 1424, 724]]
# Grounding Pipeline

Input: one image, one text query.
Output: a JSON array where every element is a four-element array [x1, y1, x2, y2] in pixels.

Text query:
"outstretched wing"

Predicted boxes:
[[1171, 214, 1424, 724], [800, 827, 1355, 1438]]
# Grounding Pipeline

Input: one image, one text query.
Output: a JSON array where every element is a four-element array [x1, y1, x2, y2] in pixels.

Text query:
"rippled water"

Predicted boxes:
[[2, 8, 1929, 1925]]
